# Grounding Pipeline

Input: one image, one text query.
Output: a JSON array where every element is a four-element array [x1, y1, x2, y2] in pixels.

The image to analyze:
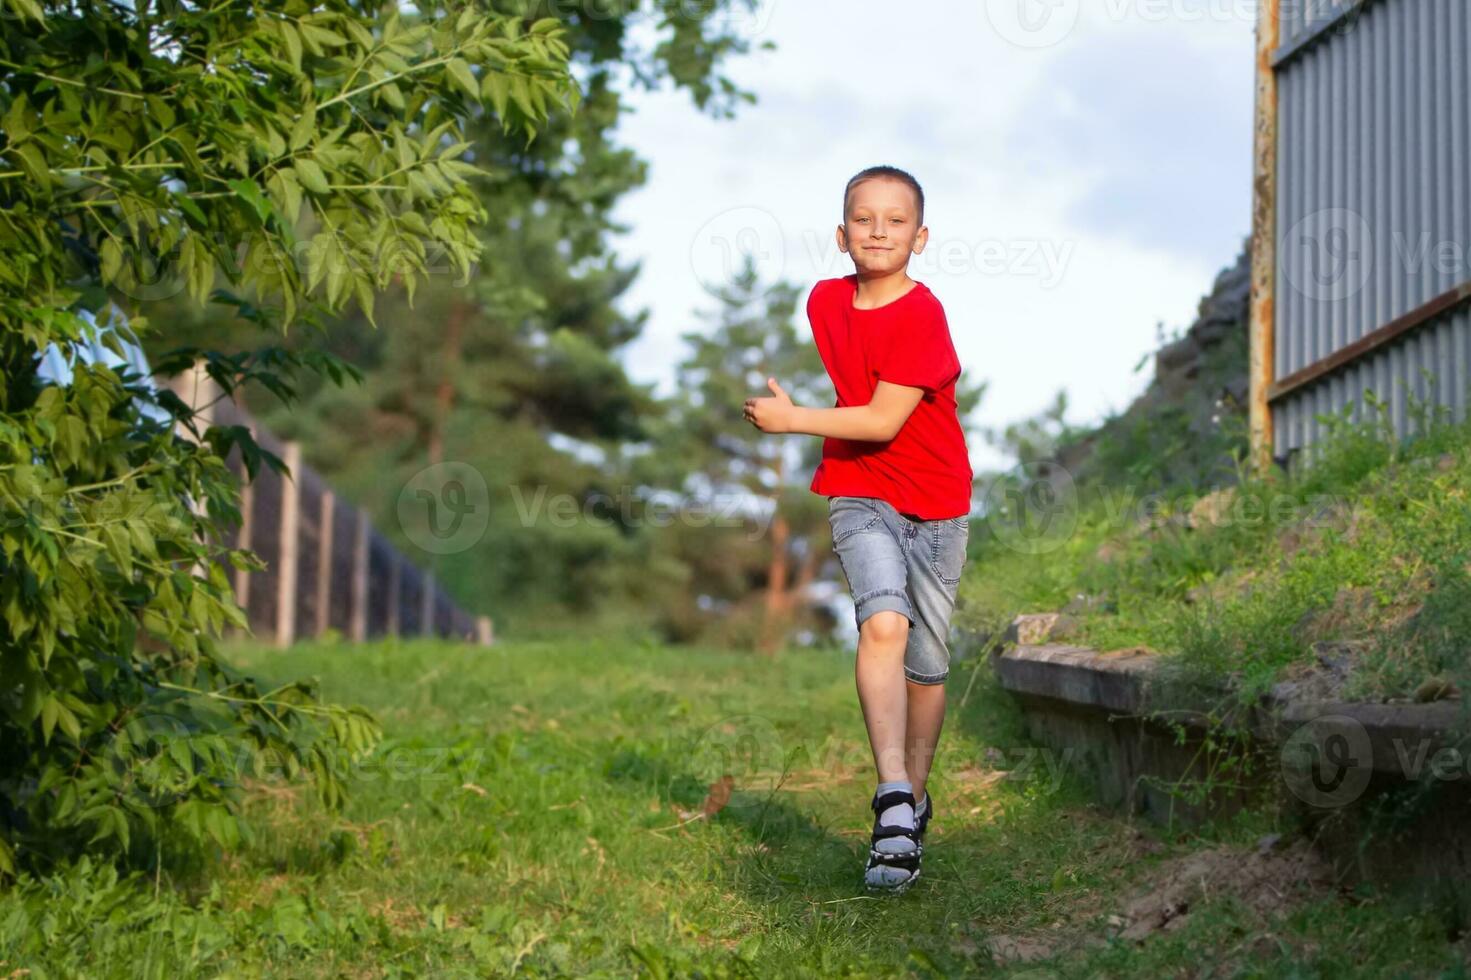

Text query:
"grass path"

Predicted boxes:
[[3, 636, 1463, 977]]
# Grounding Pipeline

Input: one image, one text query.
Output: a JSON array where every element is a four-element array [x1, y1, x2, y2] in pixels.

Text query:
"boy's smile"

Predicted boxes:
[[837, 176, 928, 277]]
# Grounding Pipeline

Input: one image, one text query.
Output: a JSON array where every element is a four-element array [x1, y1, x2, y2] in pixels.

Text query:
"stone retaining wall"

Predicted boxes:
[[994, 640, 1471, 895]]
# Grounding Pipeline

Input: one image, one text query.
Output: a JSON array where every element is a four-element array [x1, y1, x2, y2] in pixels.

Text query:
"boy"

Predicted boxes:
[[743, 165, 972, 893]]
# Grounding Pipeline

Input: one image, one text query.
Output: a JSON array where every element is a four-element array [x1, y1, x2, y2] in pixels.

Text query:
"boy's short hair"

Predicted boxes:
[[843, 166, 925, 225]]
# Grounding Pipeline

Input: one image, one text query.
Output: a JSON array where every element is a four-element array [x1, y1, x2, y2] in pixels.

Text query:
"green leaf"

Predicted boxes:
[[447, 58, 479, 101], [290, 105, 316, 153], [174, 192, 208, 228], [269, 168, 305, 225], [281, 22, 304, 72], [3, 93, 31, 143], [55, 702, 81, 741], [299, 22, 348, 50], [100, 237, 123, 284], [6, 0, 44, 23], [228, 179, 273, 225], [480, 73, 509, 119], [169, 738, 193, 773], [298, 21, 347, 48], [354, 274, 376, 327], [378, 83, 405, 111], [16, 144, 50, 185], [40, 694, 59, 744], [295, 158, 330, 195]]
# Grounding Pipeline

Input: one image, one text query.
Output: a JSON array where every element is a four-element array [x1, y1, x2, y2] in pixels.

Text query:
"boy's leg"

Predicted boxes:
[[901, 515, 969, 806], [855, 611, 911, 782], [905, 680, 946, 805], [828, 497, 917, 783]]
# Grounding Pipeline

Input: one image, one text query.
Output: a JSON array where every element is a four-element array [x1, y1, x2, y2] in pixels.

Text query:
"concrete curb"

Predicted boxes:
[[995, 642, 1471, 776], [992, 640, 1471, 893]]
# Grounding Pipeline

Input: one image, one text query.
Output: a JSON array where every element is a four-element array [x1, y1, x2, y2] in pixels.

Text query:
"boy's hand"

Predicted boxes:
[[743, 377, 795, 433]]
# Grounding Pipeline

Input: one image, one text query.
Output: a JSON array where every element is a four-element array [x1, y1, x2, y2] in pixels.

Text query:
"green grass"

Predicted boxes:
[[2, 636, 1465, 977]]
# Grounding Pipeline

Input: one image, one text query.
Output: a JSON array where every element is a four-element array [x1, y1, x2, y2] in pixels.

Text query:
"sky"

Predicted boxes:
[[609, 0, 1259, 470]]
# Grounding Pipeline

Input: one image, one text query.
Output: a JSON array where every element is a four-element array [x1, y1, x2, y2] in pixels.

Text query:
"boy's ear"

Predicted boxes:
[[912, 224, 929, 254], [835, 223, 850, 254]]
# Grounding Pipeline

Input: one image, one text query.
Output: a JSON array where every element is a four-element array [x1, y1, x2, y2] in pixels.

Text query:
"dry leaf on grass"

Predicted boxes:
[[652, 775, 735, 831], [702, 774, 733, 817]]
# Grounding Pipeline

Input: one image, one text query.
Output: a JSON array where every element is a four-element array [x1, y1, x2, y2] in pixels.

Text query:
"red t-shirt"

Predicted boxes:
[[807, 275, 973, 520]]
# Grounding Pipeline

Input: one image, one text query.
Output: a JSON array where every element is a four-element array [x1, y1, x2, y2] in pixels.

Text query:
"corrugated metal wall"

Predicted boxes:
[[1272, 0, 1471, 453]]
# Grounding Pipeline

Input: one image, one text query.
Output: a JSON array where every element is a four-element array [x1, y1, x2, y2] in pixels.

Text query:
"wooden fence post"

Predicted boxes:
[[350, 507, 369, 642], [386, 553, 401, 637], [316, 489, 334, 638], [176, 360, 217, 584], [233, 460, 254, 637], [420, 571, 435, 637], [275, 440, 301, 648]]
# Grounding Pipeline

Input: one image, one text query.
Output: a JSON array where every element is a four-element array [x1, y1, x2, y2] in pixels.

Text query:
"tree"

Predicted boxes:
[[136, 0, 769, 636], [0, 0, 574, 872], [646, 260, 831, 652]]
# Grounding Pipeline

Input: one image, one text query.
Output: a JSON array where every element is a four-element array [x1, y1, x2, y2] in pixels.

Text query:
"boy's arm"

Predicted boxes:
[[744, 377, 924, 442]]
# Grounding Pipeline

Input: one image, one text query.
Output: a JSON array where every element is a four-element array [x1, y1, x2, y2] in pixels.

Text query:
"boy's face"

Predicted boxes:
[[837, 177, 928, 276]]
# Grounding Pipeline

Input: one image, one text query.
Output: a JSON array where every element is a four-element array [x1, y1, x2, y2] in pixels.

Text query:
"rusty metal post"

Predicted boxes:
[[1249, 0, 1281, 471]]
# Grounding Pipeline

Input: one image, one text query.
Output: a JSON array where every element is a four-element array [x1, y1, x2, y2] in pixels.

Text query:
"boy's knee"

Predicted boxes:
[[860, 610, 910, 648]]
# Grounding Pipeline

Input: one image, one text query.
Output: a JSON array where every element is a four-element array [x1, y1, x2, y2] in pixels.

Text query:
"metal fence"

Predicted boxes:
[[1250, 0, 1471, 460], [164, 362, 493, 648]]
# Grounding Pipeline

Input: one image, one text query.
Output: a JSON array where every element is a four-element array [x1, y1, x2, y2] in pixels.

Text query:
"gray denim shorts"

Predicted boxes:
[[827, 495, 969, 685]]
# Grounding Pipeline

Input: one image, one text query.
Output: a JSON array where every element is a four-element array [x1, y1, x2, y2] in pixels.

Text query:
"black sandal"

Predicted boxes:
[[864, 789, 922, 893], [916, 792, 934, 841]]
